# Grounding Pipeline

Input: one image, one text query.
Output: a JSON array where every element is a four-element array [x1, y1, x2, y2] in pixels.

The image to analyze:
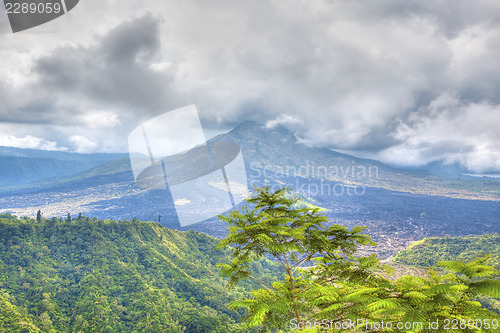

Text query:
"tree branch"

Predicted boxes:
[[291, 252, 317, 273], [248, 275, 274, 290]]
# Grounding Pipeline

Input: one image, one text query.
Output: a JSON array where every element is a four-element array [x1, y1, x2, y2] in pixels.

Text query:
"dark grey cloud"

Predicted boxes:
[[0, 14, 186, 152], [181, 0, 451, 150], [33, 13, 188, 118]]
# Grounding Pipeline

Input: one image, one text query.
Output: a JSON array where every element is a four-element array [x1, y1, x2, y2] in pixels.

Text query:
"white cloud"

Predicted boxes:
[[80, 111, 121, 128], [69, 135, 98, 153], [266, 114, 302, 129], [174, 198, 191, 206], [0, 134, 65, 151], [376, 93, 500, 172]]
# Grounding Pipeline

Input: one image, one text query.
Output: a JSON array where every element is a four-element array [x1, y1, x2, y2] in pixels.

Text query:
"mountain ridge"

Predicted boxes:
[[0, 145, 126, 160], [214, 121, 500, 201], [0, 146, 128, 189]]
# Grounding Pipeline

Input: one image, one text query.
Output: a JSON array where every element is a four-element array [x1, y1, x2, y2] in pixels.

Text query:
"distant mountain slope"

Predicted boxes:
[[0, 156, 104, 187], [391, 234, 500, 267], [0, 216, 277, 332], [0, 146, 126, 161], [0, 146, 128, 188], [33, 157, 134, 189]]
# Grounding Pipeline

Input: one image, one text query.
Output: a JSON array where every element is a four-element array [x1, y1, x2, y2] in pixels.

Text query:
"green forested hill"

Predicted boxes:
[[392, 234, 500, 267], [0, 290, 41, 332], [0, 216, 277, 332], [391, 234, 500, 314]]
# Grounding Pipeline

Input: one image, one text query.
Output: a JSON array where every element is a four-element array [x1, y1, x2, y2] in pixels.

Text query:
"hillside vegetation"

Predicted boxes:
[[0, 216, 278, 332], [391, 234, 500, 314], [0, 291, 40, 332], [392, 234, 500, 267]]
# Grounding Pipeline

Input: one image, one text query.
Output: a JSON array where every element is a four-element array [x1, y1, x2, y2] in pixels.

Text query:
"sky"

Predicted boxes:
[[1, 0, 500, 173]]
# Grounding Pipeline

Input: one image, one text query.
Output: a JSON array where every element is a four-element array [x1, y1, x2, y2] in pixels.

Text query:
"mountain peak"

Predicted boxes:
[[230, 120, 266, 133], [228, 120, 297, 142]]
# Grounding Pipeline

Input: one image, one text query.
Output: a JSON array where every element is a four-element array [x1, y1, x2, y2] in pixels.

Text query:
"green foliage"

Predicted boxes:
[[370, 258, 500, 332], [217, 186, 384, 330], [0, 291, 41, 332], [0, 215, 277, 332], [217, 186, 500, 332], [392, 235, 500, 268], [392, 235, 500, 316], [0, 213, 17, 220]]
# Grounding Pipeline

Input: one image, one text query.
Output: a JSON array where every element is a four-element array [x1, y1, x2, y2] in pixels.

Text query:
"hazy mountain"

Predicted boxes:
[[0, 146, 125, 161], [0, 146, 127, 188], [215, 121, 500, 200]]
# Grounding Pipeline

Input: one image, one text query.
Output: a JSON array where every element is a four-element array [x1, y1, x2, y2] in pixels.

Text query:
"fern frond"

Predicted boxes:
[[367, 299, 400, 311], [469, 279, 500, 297]]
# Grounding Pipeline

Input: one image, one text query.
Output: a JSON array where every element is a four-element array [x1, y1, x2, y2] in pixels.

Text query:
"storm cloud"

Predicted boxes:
[[33, 14, 187, 115], [0, 0, 499, 171]]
